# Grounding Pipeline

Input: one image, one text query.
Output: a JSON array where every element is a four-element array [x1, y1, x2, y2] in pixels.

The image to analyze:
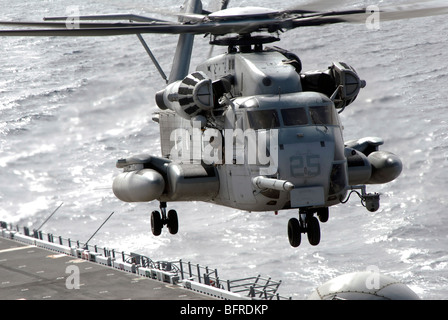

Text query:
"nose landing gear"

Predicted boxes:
[[288, 207, 328, 247], [151, 202, 179, 236]]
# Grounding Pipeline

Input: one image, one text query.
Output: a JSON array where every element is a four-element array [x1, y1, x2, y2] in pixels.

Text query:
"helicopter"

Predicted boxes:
[[3, 0, 444, 248]]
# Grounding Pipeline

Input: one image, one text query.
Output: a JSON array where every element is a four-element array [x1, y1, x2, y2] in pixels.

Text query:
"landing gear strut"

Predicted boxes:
[[288, 208, 328, 247], [151, 202, 178, 236]]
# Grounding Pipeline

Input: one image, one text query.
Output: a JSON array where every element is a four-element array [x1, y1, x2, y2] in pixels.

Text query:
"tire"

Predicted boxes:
[[167, 210, 179, 235], [317, 207, 329, 223], [151, 210, 162, 236], [307, 216, 321, 246], [288, 218, 301, 247]]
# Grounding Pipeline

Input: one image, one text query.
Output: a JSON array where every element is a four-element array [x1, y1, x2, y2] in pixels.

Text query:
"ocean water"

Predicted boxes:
[[1, 0, 447, 299]]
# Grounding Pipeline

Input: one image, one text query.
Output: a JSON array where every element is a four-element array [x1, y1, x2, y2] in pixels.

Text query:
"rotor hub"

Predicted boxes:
[[210, 34, 280, 53]]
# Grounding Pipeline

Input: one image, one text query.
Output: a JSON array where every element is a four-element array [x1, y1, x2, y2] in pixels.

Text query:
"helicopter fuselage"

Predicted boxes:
[[115, 49, 350, 212], [113, 46, 401, 216]]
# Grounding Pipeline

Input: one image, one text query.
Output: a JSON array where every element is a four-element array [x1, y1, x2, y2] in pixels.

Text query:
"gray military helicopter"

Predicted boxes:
[[3, 0, 445, 247]]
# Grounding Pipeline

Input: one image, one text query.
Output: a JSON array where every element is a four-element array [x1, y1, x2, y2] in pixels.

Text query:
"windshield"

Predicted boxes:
[[281, 107, 308, 126], [246, 109, 280, 130], [246, 105, 338, 129], [309, 105, 338, 126]]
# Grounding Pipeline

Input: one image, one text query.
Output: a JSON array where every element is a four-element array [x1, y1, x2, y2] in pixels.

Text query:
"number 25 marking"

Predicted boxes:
[[290, 155, 321, 177]]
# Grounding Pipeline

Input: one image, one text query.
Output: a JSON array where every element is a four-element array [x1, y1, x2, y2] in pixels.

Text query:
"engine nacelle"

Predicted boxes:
[[367, 151, 403, 184], [346, 140, 402, 185], [301, 61, 366, 109], [112, 154, 219, 203], [161, 163, 220, 202], [331, 62, 366, 109], [155, 71, 214, 119], [112, 169, 165, 203]]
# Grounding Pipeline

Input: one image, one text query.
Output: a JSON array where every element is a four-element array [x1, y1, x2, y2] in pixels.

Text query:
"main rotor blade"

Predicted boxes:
[[43, 14, 170, 23], [343, 5, 448, 23], [0, 21, 147, 29], [2, 4, 447, 38], [291, 3, 448, 30], [290, 8, 366, 19], [0, 25, 188, 37], [287, 0, 353, 12], [0, 21, 279, 37], [0, 12, 379, 38], [290, 4, 448, 27], [291, 16, 346, 27]]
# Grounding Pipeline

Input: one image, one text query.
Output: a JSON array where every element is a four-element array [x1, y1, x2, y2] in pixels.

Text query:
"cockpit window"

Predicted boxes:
[[246, 109, 280, 130], [309, 105, 338, 126], [281, 108, 308, 126]]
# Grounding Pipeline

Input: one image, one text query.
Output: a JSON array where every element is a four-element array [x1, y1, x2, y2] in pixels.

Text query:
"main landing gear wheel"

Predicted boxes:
[[167, 209, 178, 235], [288, 218, 302, 247], [151, 210, 163, 236], [307, 216, 321, 246], [151, 202, 179, 236], [287, 209, 322, 247]]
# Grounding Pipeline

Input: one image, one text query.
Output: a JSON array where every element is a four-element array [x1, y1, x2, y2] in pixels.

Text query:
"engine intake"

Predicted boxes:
[[156, 71, 214, 119]]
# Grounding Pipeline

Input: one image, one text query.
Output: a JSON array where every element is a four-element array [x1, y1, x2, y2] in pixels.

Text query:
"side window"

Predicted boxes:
[[246, 109, 280, 130]]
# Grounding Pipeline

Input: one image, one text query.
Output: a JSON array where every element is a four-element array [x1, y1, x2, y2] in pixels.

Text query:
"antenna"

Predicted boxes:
[[83, 211, 115, 249], [36, 202, 64, 231]]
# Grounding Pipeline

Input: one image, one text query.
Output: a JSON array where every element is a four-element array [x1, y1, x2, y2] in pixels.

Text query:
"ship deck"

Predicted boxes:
[[0, 237, 212, 300]]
